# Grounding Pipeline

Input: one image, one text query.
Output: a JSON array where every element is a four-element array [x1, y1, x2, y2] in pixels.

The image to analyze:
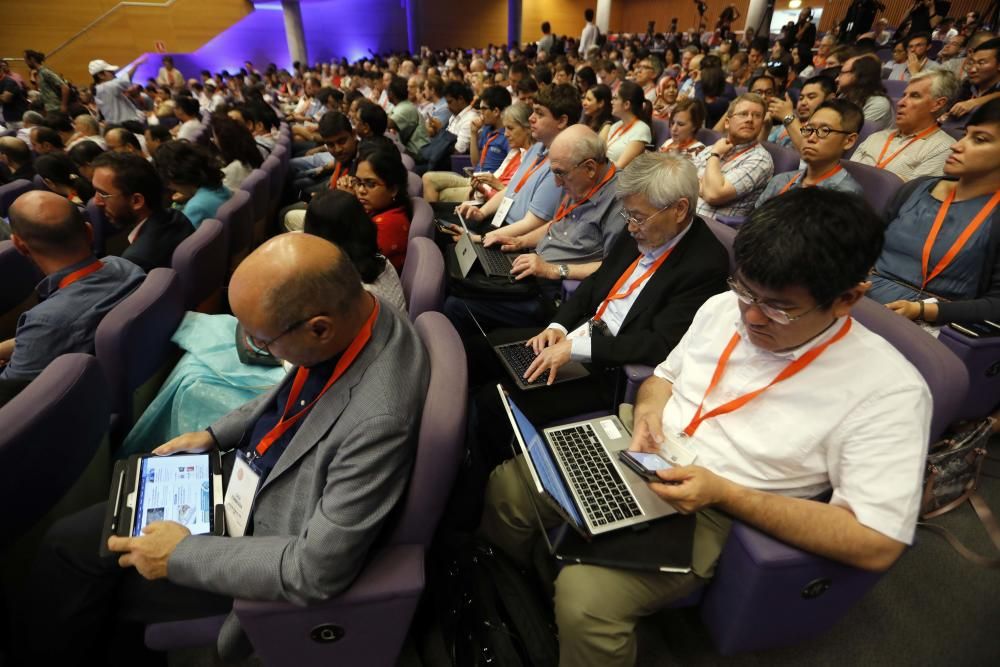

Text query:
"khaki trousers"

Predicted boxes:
[[423, 171, 472, 202], [479, 456, 732, 667]]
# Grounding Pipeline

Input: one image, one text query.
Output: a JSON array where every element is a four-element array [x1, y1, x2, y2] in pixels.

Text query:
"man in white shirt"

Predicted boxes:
[[172, 96, 205, 142], [66, 114, 107, 151], [480, 188, 931, 667], [579, 9, 599, 58], [89, 57, 146, 126], [888, 33, 942, 81], [428, 81, 478, 154], [851, 69, 959, 181]]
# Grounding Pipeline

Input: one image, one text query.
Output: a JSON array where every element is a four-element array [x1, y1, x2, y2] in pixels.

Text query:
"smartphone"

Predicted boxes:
[[435, 219, 460, 234], [618, 450, 674, 482], [462, 166, 475, 176]]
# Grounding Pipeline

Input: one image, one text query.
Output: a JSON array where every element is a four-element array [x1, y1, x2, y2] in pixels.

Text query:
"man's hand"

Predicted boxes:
[[0, 338, 15, 362], [108, 521, 191, 580], [483, 232, 522, 251], [153, 430, 216, 456], [648, 465, 733, 514], [907, 52, 923, 75], [336, 174, 358, 192], [455, 201, 485, 221], [768, 93, 794, 122], [885, 300, 921, 320], [471, 173, 504, 190], [629, 409, 665, 453], [469, 114, 484, 135], [527, 327, 566, 354], [949, 100, 975, 118], [710, 136, 734, 156], [510, 253, 555, 280], [524, 339, 572, 384], [427, 117, 442, 136]]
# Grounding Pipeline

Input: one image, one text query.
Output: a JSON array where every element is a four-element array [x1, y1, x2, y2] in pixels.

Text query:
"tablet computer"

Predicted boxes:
[[99, 451, 225, 557]]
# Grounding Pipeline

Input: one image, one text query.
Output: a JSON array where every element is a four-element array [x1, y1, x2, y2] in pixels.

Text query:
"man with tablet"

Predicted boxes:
[[480, 189, 932, 667], [23, 234, 430, 664]]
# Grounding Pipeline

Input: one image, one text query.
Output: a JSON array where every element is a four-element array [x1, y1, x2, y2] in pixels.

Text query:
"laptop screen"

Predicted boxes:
[[504, 392, 585, 530]]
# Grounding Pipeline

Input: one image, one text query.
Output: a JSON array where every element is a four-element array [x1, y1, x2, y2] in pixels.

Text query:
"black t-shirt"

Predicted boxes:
[[0, 77, 28, 124]]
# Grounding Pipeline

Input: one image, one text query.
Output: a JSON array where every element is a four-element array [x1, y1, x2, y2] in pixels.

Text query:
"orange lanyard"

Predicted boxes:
[[477, 129, 502, 168], [608, 118, 638, 145], [253, 299, 380, 457], [875, 126, 939, 169], [328, 162, 344, 188], [58, 260, 104, 290], [497, 151, 523, 183], [513, 154, 549, 193], [721, 143, 757, 165], [594, 245, 676, 321], [777, 164, 843, 195], [777, 127, 789, 143], [551, 164, 617, 224], [920, 188, 1000, 290], [661, 137, 694, 153], [683, 318, 852, 437]]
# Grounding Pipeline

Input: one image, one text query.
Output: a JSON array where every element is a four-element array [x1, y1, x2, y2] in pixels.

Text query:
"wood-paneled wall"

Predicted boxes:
[[817, 0, 991, 33], [2, 0, 250, 85], [418, 0, 508, 49], [521, 0, 592, 45]]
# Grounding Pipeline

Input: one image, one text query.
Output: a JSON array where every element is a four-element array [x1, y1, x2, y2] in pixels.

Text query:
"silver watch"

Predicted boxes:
[[782, 113, 796, 126], [558, 264, 570, 279]]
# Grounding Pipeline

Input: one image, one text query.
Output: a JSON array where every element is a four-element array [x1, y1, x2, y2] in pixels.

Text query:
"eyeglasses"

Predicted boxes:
[[727, 277, 821, 325], [550, 159, 592, 179], [243, 313, 324, 356], [355, 178, 386, 190], [800, 125, 853, 139], [93, 191, 120, 202], [619, 201, 676, 227]]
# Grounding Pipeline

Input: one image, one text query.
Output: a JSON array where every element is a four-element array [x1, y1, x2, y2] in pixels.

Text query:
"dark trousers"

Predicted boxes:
[[18, 502, 231, 666]]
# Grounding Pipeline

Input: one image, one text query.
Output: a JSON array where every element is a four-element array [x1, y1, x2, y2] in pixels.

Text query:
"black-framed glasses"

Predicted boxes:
[[800, 125, 853, 139], [243, 313, 325, 356], [355, 178, 386, 191], [727, 277, 820, 325], [619, 201, 676, 227], [550, 158, 593, 180]]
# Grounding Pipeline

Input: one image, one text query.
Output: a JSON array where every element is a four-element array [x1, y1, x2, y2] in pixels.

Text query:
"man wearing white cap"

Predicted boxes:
[[90, 56, 147, 125]]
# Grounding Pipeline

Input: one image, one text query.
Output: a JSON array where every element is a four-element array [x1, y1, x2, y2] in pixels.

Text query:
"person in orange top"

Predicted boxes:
[[354, 144, 411, 272]]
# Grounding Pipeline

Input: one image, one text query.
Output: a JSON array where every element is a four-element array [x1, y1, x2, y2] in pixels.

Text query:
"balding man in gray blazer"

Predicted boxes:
[[26, 234, 429, 663]]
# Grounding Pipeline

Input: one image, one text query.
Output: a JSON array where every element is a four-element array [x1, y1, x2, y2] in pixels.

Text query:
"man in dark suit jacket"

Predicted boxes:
[[91, 151, 193, 270], [469, 152, 730, 470], [24, 234, 430, 663]]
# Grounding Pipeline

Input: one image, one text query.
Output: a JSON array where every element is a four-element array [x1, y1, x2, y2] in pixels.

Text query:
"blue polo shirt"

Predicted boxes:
[[504, 142, 561, 224], [476, 126, 510, 172]]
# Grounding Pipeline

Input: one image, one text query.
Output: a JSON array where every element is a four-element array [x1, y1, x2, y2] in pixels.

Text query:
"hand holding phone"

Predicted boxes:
[[618, 450, 676, 483]]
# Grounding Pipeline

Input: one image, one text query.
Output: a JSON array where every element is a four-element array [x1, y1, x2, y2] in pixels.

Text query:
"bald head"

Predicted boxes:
[[230, 233, 368, 365], [550, 124, 606, 166], [0, 136, 31, 168], [9, 190, 91, 260]]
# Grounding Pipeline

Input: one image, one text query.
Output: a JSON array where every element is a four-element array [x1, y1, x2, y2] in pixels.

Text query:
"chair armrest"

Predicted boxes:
[[450, 154, 473, 174], [561, 279, 581, 301], [621, 363, 655, 405], [939, 324, 1000, 420], [714, 214, 747, 228]]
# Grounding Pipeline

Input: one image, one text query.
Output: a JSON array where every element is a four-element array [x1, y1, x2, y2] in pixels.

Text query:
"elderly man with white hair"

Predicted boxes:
[[66, 114, 107, 150]]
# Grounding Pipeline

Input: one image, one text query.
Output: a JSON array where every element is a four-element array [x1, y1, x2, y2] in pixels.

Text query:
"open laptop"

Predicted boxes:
[[497, 386, 694, 572], [453, 213, 516, 278], [466, 305, 589, 391]]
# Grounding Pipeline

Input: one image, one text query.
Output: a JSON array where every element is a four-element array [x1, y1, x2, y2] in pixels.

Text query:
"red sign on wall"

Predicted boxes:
[[154, 41, 167, 53]]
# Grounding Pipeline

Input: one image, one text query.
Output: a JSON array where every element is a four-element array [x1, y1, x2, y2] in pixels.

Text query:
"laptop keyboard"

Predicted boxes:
[[478, 245, 513, 274], [497, 343, 548, 386], [549, 425, 642, 527]]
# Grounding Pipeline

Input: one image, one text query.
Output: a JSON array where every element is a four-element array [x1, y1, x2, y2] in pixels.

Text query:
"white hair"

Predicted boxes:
[[616, 152, 698, 217]]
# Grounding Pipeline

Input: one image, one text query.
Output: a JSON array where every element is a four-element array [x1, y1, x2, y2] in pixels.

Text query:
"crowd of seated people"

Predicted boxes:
[[2, 8, 1000, 663]]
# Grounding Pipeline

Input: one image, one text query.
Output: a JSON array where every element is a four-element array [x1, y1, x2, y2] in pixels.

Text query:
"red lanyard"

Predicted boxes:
[[875, 126, 939, 169], [608, 118, 638, 146], [777, 164, 843, 195], [254, 298, 380, 457], [58, 260, 104, 290], [920, 188, 1000, 290], [661, 137, 694, 153], [513, 154, 549, 193], [327, 162, 344, 188], [594, 245, 676, 321], [551, 164, 617, 224], [477, 129, 502, 168], [497, 151, 523, 183], [720, 143, 758, 165], [683, 318, 852, 437]]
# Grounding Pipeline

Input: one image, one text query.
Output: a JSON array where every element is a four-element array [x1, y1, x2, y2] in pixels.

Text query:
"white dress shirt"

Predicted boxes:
[[653, 292, 930, 545], [446, 104, 479, 154]]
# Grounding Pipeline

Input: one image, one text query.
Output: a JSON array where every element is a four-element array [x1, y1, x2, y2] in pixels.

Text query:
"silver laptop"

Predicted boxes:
[[497, 385, 676, 538], [454, 213, 516, 278]]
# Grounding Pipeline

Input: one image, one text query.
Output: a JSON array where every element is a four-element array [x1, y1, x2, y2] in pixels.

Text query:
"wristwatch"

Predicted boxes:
[[782, 113, 796, 126], [557, 264, 570, 279]]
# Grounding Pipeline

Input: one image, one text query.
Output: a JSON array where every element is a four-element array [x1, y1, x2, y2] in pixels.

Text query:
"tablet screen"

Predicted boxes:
[[133, 454, 213, 536]]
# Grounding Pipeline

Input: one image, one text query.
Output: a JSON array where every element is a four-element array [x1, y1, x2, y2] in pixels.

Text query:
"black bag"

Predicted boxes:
[[418, 130, 458, 172], [425, 536, 559, 667], [919, 418, 1000, 567]]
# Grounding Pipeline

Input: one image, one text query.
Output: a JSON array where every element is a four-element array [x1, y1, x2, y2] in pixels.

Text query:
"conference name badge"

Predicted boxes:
[[661, 431, 697, 467], [492, 196, 515, 228], [225, 455, 261, 537]]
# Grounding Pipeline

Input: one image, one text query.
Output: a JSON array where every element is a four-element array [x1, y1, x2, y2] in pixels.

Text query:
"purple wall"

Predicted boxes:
[[131, 0, 409, 83]]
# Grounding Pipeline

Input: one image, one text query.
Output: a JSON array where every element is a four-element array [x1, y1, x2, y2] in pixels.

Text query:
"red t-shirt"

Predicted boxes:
[[371, 206, 410, 271]]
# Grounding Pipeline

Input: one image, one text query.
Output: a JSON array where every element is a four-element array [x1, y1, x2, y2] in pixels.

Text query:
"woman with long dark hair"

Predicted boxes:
[[582, 84, 614, 133], [211, 114, 264, 191], [601, 80, 652, 169], [353, 145, 412, 271], [34, 153, 95, 206], [154, 140, 231, 228], [838, 55, 893, 130]]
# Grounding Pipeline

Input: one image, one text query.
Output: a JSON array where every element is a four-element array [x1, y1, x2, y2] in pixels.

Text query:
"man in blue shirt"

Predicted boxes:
[[0, 191, 145, 384]]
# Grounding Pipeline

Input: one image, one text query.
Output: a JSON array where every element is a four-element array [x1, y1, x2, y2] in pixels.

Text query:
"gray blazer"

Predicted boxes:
[[168, 299, 430, 658]]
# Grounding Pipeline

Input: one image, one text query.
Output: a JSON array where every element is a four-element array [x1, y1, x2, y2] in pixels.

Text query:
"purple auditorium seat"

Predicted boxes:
[[401, 236, 445, 321], [845, 120, 879, 159], [262, 155, 283, 220], [407, 170, 422, 198], [884, 79, 907, 99], [171, 218, 227, 312], [408, 196, 434, 242], [146, 312, 468, 667], [216, 189, 254, 273], [562, 280, 581, 300], [939, 325, 1000, 421], [0, 240, 43, 315], [0, 353, 110, 544], [839, 159, 904, 217], [238, 168, 270, 245], [651, 118, 671, 147], [698, 296, 967, 655], [696, 128, 722, 146], [95, 268, 185, 444], [0, 179, 35, 218], [450, 153, 473, 174], [400, 152, 415, 171], [32, 174, 49, 191], [762, 141, 801, 175]]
